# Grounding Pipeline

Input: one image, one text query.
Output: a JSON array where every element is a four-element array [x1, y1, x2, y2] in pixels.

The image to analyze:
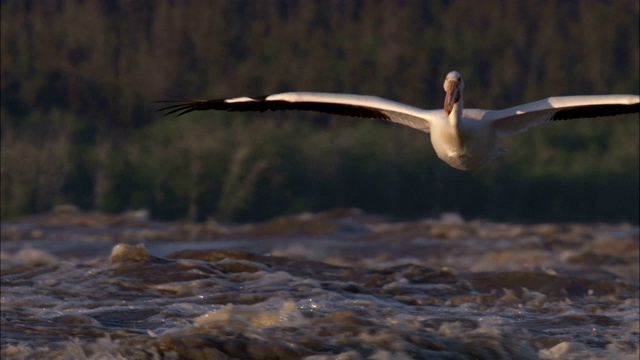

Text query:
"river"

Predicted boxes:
[[1, 207, 638, 359]]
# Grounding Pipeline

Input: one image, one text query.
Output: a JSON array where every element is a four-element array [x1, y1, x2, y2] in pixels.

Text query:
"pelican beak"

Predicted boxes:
[[444, 80, 460, 115]]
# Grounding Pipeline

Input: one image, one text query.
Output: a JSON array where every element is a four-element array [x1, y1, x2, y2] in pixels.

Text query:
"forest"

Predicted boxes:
[[1, 0, 639, 224]]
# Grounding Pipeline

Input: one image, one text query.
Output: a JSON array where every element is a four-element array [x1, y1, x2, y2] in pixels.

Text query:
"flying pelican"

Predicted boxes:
[[158, 71, 639, 170]]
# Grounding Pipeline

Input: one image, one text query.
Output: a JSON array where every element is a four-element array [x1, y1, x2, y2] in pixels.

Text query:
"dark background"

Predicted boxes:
[[1, 0, 638, 223]]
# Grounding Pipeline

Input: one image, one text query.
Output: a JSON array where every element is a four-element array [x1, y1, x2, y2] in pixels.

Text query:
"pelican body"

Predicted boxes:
[[159, 71, 639, 170]]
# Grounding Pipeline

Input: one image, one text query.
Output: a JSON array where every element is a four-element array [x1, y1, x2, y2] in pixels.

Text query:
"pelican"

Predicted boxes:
[[158, 71, 639, 170]]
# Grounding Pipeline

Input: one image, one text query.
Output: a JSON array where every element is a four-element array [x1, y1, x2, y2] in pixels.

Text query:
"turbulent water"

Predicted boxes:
[[1, 207, 638, 360]]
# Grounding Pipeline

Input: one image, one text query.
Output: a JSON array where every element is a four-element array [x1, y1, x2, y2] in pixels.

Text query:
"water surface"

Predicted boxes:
[[1, 208, 638, 359]]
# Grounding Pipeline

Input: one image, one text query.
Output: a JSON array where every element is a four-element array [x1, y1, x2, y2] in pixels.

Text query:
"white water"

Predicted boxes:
[[1, 209, 638, 359]]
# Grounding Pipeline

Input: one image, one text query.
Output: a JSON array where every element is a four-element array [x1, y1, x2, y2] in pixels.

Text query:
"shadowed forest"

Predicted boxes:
[[1, 0, 639, 223]]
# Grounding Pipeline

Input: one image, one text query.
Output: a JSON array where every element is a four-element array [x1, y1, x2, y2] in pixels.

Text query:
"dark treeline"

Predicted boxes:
[[1, 0, 639, 223]]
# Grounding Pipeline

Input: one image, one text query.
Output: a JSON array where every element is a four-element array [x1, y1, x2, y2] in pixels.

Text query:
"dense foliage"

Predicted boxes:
[[1, 0, 638, 223]]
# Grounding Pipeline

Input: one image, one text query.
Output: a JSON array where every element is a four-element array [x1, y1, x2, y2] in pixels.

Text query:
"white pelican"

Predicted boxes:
[[158, 71, 639, 170]]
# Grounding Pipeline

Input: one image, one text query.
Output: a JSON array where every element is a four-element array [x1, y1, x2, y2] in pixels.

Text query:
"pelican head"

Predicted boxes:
[[443, 71, 464, 115]]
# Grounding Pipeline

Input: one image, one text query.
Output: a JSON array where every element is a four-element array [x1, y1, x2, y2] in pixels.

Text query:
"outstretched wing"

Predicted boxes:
[[157, 92, 434, 133], [484, 95, 639, 137]]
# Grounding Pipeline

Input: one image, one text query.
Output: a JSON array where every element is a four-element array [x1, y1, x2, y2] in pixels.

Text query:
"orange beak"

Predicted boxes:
[[444, 80, 460, 115]]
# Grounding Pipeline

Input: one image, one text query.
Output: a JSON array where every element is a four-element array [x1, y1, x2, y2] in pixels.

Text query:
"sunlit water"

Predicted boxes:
[[1, 208, 638, 359]]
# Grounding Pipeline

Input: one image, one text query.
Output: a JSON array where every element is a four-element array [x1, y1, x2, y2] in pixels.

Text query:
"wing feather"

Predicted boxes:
[[157, 92, 432, 132], [486, 95, 639, 137]]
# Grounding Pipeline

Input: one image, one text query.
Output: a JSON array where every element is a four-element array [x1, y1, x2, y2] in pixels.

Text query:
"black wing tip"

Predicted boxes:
[[155, 101, 198, 116], [155, 96, 271, 117], [155, 98, 221, 117], [551, 103, 640, 121]]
